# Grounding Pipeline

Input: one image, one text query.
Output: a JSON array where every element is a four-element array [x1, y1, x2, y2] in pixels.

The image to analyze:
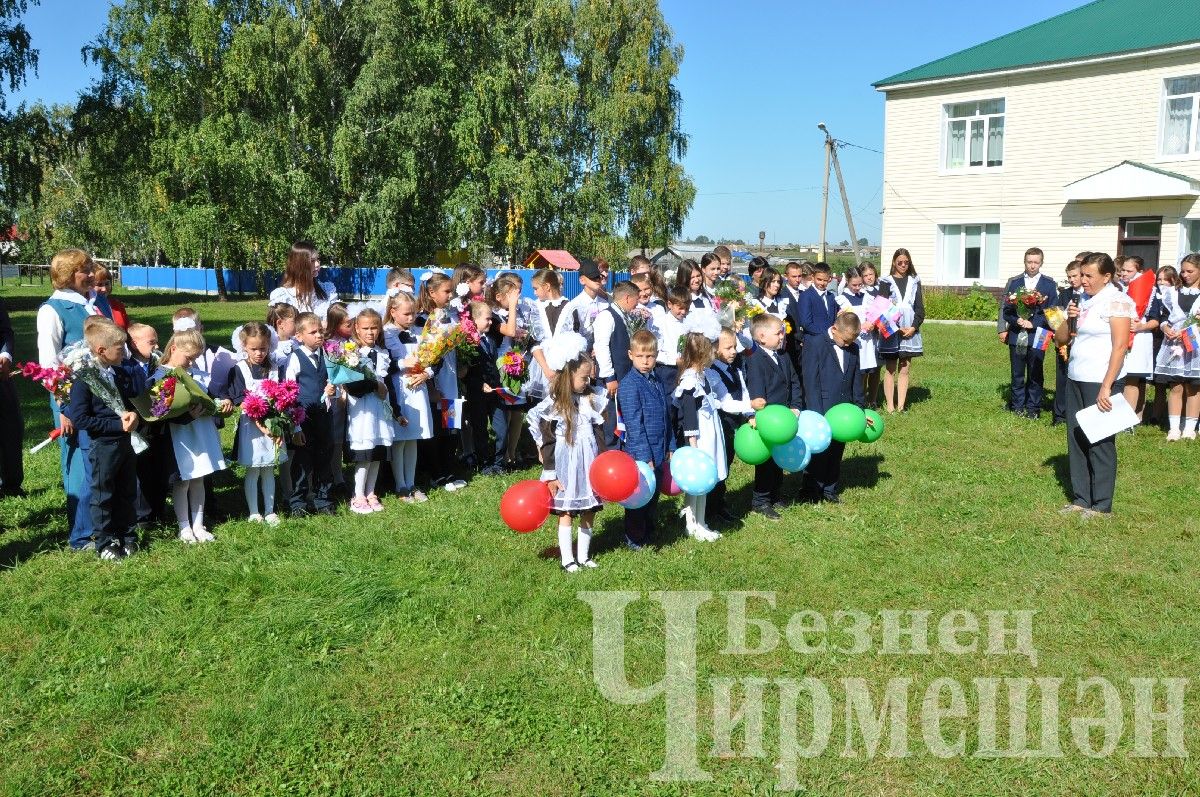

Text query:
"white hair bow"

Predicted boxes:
[[173, 317, 197, 332]]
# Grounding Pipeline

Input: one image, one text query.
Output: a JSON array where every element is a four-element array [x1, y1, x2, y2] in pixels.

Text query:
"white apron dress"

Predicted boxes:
[[497, 297, 546, 404], [1155, 287, 1200, 383], [153, 365, 227, 481], [384, 325, 434, 441], [528, 389, 609, 513], [345, 347, 396, 452], [836, 290, 878, 371], [234, 361, 288, 467], [880, 274, 923, 356], [673, 369, 728, 481]]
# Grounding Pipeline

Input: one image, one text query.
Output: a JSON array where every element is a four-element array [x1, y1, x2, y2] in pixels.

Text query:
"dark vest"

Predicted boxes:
[[294, 348, 329, 406], [607, 307, 632, 380]]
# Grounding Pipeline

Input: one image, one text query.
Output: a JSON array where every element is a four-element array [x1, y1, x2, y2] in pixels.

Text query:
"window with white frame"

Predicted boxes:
[[1182, 219, 1200, 255], [943, 99, 1004, 170], [1161, 76, 1200, 157], [939, 224, 1001, 283]]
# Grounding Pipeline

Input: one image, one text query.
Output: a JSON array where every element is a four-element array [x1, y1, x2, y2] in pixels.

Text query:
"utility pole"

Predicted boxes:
[[816, 122, 863, 265], [818, 122, 831, 263]]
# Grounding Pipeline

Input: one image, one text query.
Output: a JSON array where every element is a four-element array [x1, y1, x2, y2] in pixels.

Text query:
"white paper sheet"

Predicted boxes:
[[1074, 393, 1139, 443]]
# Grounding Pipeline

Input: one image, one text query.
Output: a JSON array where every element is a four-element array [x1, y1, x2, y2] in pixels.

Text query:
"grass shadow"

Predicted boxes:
[[843, 454, 889, 490], [1042, 454, 1072, 501], [995, 382, 1014, 411]]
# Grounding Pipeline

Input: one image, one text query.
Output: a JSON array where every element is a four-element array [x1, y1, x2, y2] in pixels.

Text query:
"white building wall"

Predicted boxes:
[[880, 49, 1200, 286]]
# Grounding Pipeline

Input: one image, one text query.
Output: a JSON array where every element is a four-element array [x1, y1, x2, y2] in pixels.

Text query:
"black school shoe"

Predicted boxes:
[[752, 504, 781, 521], [97, 540, 127, 561]]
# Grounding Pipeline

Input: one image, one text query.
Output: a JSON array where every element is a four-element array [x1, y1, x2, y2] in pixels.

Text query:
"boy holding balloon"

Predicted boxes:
[[617, 329, 672, 550], [802, 311, 866, 503], [745, 314, 803, 520]]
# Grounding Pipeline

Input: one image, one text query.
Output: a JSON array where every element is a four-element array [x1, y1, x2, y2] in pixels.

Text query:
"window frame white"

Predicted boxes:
[[1178, 218, 1200, 261], [940, 97, 1006, 174], [935, 221, 1003, 287], [1159, 75, 1200, 161]]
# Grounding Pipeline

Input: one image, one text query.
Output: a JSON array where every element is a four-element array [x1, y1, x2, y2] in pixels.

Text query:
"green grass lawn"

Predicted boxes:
[[0, 284, 1197, 796]]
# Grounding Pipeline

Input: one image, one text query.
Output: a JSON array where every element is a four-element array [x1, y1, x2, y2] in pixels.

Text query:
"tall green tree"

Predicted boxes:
[[0, 0, 41, 228]]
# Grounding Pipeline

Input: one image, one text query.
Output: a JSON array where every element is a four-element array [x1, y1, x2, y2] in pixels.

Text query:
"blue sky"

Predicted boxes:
[[10, 0, 1084, 246]]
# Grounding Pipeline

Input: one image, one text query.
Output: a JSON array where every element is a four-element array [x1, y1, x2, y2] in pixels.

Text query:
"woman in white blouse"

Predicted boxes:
[[268, 241, 338, 320], [1053, 252, 1134, 518]]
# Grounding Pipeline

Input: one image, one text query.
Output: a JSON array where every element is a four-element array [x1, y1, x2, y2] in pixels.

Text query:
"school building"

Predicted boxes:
[[874, 0, 1200, 286]]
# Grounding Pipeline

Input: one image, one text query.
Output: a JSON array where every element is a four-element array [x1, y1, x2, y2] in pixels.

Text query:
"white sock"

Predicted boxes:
[[557, 521, 574, 567], [1170, 414, 1182, 431], [577, 526, 592, 563], [189, 480, 205, 530], [244, 469, 261, 517], [261, 467, 275, 515], [172, 480, 191, 530], [1187, 417, 1199, 433], [354, 464, 369, 499], [365, 461, 380, 495]]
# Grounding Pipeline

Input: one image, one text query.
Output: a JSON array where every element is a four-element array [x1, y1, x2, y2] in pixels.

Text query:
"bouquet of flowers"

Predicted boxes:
[[131, 366, 218, 422], [625, 306, 653, 335], [497, 346, 529, 394], [241, 379, 307, 454], [49, 342, 150, 453], [1006, 288, 1047, 319], [712, 278, 747, 312], [18, 361, 73, 406], [324, 339, 373, 385], [453, 312, 482, 364]]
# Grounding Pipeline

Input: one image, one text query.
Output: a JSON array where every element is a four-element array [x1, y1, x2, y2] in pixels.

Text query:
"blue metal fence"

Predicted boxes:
[[120, 265, 605, 302]]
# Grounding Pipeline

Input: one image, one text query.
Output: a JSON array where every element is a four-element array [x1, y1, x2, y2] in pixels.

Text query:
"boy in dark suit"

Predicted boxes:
[[745, 314, 803, 520], [65, 318, 144, 559], [797, 262, 840, 388], [283, 312, 337, 516], [802, 312, 866, 504], [618, 330, 671, 549], [1052, 261, 1083, 426], [1001, 247, 1058, 419]]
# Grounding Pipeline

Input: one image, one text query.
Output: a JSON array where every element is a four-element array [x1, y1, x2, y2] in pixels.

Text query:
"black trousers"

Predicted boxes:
[[135, 430, 170, 525], [623, 491, 660, 545], [709, 414, 739, 514], [806, 441, 846, 499], [89, 436, 137, 549], [464, 391, 499, 466], [0, 378, 23, 493], [1009, 344, 1047, 415], [1065, 379, 1122, 512], [1052, 352, 1069, 423], [290, 406, 333, 511], [753, 460, 782, 506]]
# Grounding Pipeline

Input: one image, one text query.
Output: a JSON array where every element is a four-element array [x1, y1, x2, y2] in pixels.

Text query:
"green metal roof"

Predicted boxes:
[[874, 0, 1200, 88]]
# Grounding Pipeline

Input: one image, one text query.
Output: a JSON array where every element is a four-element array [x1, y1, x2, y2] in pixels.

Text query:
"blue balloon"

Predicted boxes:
[[620, 461, 658, 509], [771, 435, 811, 472], [669, 446, 718, 496], [796, 410, 832, 455]]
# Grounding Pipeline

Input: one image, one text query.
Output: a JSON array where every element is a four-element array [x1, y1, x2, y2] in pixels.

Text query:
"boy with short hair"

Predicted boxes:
[[284, 312, 337, 516], [1052, 261, 1084, 425], [618, 329, 671, 549], [66, 318, 144, 559], [656, 287, 690, 388], [744, 314, 802, 520], [563, 258, 610, 347], [802, 311, 866, 504]]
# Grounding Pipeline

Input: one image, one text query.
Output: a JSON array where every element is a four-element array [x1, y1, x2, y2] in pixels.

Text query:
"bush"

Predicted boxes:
[[924, 283, 998, 321]]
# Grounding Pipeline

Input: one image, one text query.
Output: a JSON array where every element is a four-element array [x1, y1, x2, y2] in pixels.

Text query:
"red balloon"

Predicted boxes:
[[588, 450, 640, 503], [658, 458, 682, 496], [500, 480, 552, 533]]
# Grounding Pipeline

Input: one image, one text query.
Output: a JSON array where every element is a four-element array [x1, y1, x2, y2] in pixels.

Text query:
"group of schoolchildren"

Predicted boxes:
[[67, 246, 907, 569], [1002, 249, 1200, 438]]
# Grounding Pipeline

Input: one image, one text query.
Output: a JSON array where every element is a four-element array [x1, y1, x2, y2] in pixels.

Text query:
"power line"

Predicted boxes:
[[697, 185, 824, 197], [835, 139, 883, 155]]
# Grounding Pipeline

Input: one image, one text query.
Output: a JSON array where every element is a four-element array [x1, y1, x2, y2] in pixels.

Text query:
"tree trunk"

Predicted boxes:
[[210, 246, 228, 301]]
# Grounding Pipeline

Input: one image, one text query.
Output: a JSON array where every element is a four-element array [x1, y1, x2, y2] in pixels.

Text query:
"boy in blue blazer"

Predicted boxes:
[[745, 314, 803, 520], [618, 330, 672, 549], [1001, 247, 1058, 419], [797, 262, 839, 388], [802, 312, 866, 503]]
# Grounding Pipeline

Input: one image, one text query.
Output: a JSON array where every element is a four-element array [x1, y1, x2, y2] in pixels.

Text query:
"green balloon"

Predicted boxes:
[[755, 404, 798, 446], [860, 408, 885, 442], [734, 423, 772, 465], [826, 403, 867, 443]]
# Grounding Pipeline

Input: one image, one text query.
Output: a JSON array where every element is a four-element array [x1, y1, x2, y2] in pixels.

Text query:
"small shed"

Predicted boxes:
[[524, 249, 581, 270]]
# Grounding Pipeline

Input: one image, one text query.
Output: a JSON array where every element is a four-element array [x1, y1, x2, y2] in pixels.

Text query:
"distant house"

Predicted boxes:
[[875, 0, 1200, 286]]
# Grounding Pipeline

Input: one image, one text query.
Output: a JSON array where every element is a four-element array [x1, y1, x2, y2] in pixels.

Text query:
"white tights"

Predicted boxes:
[[390, 440, 417, 493], [557, 518, 592, 567], [172, 478, 205, 531], [354, 461, 380, 499], [244, 466, 276, 517]]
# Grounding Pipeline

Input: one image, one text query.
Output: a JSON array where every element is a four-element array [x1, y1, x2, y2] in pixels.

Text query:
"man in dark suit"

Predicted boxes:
[[797, 262, 840, 405], [802, 312, 866, 503], [1052, 261, 1083, 425], [0, 295, 23, 497], [1001, 247, 1058, 419], [745, 314, 803, 520], [782, 262, 808, 375]]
